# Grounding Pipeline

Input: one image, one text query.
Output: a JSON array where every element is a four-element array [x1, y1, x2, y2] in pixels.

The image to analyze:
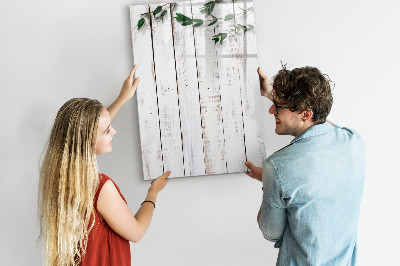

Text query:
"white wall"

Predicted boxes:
[[1, 0, 398, 265]]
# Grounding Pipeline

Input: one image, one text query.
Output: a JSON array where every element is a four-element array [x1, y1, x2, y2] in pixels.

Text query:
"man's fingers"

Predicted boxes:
[[244, 171, 255, 178], [258, 67, 266, 78], [245, 161, 255, 171]]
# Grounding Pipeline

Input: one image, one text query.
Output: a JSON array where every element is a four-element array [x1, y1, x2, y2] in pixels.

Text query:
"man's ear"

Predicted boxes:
[[302, 109, 313, 122]]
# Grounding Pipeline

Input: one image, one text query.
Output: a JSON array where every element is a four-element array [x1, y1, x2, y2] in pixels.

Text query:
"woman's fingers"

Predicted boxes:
[[124, 65, 138, 87], [132, 76, 140, 88], [129, 64, 138, 78], [160, 171, 171, 179]]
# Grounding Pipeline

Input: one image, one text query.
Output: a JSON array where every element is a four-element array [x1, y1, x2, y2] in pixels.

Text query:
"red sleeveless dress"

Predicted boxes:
[[81, 173, 131, 266]]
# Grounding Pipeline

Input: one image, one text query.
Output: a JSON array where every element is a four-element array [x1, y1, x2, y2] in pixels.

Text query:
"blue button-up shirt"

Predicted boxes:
[[258, 122, 365, 266]]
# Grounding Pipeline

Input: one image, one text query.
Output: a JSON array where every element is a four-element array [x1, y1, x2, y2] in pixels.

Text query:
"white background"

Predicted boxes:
[[1, 0, 399, 265]]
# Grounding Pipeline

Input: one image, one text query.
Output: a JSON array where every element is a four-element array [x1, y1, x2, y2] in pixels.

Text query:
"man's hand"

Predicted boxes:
[[244, 161, 262, 182], [258, 67, 274, 101]]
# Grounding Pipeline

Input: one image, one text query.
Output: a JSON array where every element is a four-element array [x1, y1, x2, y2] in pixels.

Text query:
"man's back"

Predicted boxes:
[[258, 122, 365, 266]]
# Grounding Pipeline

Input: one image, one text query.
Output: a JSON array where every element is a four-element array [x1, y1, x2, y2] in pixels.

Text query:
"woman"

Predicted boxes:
[[38, 65, 169, 266]]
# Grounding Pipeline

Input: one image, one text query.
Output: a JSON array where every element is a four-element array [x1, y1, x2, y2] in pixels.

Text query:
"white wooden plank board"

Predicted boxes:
[[233, 1, 266, 167], [130, 1, 265, 179], [214, 1, 247, 172], [130, 5, 164, 180], [150, 4, 185, 178], [235, 0, 257, 55], [171, 2, 206, 176], [191, 2, 227, 175], [244, 57, 265, 167]]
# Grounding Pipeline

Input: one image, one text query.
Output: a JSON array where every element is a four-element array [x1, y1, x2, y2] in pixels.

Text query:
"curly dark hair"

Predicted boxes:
[[272, 66, 333, 124]]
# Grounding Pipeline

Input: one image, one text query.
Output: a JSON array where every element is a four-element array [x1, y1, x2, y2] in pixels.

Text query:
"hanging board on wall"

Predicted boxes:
[[129, 0, 265, 180]]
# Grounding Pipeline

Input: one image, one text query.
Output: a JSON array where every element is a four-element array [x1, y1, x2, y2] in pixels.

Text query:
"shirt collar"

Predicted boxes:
[[290, 122, 334, 144]]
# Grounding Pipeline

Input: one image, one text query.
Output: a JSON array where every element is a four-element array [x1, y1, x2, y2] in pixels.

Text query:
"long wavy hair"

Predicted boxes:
[[38, 98, 104, 265]]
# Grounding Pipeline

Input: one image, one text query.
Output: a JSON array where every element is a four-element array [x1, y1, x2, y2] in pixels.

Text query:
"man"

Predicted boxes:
[[245, 66, 365, 265]]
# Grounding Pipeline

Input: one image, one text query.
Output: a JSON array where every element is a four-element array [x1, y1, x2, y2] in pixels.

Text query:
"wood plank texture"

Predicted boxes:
[[171, 2, 206, 176], [130, 6, 163, 180], [233, 0, 266, 167], [150, 4, 185, 178], [191, 1, 227, 175], [130, 0, 264, 179], [215, 1, 247, 172]]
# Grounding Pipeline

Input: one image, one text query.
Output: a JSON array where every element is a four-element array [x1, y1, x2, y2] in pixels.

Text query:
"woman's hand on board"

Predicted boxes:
[[119, 65, 140, 103], [107, 65, 140, 121], [149, 171, 170, 195]]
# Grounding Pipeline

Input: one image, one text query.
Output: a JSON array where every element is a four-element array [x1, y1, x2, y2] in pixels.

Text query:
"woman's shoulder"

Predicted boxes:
[[95, 173, 112, 203], [98, 172, 114, 186], [99, 172, 110, 180], [97, 173, 127, 203]]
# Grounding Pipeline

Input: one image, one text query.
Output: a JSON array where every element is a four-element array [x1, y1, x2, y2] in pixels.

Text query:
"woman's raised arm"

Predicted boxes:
[[107, 65, 140, 122]]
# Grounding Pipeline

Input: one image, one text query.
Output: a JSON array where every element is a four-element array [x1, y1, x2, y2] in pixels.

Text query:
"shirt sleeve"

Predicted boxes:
[[258, 159, 287, 246]]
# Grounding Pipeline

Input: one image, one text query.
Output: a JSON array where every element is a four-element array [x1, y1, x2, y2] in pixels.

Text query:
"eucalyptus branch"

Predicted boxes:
[[136, 3, 170, 29], [135, 2, 255, 45], [200, 0, 223, 15]]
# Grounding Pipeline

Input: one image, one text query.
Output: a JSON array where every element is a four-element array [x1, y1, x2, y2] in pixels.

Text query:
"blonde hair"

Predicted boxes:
[[38, 98, 103, 265]]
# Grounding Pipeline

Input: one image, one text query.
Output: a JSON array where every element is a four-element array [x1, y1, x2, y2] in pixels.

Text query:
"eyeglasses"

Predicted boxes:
[[273, 100, 291, 114]]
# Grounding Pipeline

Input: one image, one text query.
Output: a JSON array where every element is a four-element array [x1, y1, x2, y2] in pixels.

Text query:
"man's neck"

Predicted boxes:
[[294, 122, 315, 137]]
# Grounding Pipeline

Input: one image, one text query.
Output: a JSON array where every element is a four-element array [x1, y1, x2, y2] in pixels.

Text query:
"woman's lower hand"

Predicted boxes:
[[149, 171, 170, 194]]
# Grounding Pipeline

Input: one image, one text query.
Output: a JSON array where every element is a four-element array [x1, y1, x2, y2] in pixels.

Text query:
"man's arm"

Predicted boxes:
[[244, 159, 286, 242], [258, 160, 287, 245], [107, 65, 140, 122]]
